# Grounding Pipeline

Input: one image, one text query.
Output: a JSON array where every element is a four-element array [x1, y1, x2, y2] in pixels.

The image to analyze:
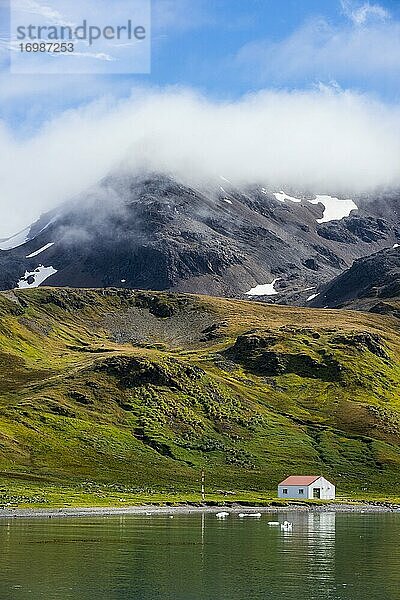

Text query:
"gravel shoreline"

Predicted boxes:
[[1, 503, 400, 519]]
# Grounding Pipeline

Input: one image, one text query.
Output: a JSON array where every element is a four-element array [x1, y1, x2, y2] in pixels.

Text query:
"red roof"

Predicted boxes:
[[279, 476, 320, 486]]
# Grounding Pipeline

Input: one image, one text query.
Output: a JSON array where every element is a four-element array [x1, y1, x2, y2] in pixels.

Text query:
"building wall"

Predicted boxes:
[[278, 477, 335, 500], [278, 485, 309, 499], [308, 477, 335, 500]]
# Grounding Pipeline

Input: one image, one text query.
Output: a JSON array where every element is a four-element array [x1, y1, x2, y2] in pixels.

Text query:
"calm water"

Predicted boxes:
[[0, 511, 399, 599]]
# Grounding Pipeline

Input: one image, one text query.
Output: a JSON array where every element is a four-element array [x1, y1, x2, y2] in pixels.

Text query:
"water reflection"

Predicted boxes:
[[0, 511, 399, 600]]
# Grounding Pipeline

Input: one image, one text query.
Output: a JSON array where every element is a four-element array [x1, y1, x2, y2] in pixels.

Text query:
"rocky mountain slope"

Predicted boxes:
[[310, 247, 400, 316], [0, 173, 398, 299], [0, 288, 400, 505]]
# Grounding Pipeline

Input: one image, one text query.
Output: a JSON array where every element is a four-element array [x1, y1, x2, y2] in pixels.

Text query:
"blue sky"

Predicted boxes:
[[1, 0, 400, 130], [151, 0, 400, 97]]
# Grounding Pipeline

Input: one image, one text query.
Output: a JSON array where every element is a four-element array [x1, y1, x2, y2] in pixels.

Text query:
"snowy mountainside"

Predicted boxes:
[[0, 173, 398, 299]]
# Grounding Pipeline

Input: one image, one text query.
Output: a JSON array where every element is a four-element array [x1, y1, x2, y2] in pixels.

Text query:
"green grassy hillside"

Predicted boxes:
[[0, 288, 399, 507]]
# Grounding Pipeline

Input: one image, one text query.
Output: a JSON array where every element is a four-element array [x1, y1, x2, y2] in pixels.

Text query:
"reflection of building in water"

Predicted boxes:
[[277, 512, 336, 593], [308, 512, 336, 538], [305, 512, 336, 586], [279, 512, 336, 536]]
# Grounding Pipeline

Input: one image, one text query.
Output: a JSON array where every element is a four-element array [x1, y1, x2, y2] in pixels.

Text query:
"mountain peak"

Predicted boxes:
[[0, 173, 398, 297]]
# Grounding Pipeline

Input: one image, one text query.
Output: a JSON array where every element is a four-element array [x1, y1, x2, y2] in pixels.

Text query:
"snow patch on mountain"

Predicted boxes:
[[309, 195, 357, 223], [246, 278, 280, 296], [26, 243, 55, 258], [271, 191, 358, 223], [307, 293, 319, 302], [0, 215, 58, 253], [0, 227, 31, 251], [219, 186, 233, 204], [273, 191, 302, 203], [37, 217, 58, 235], [17, 265, 58, 289]]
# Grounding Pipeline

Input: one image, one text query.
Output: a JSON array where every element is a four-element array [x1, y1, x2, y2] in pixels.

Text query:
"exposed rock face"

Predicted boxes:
[[331, 333, 389, 360], [317, 216, 393, 244], [224, 328, 390, 380], [0, 173, 398, 298], [369, 302, 400, 320], [95, 355, 203, 389], [224, 330, 343, 381], [310, 247, 400, 310]]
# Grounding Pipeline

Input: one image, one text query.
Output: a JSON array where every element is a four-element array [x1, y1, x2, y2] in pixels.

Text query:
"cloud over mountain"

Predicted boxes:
[[1, 85, 400, 237]]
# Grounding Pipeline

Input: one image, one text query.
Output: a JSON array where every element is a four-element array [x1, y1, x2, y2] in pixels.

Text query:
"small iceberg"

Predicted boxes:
[[238, 512, 262, 518], [281, 521, 293, 530], [268, 521, 280, 526], [216, 511, 230, 518]]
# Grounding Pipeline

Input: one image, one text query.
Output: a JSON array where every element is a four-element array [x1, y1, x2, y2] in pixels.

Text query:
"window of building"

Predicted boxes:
[[282, 489, 288, 494], [298, 489, 304, 494]]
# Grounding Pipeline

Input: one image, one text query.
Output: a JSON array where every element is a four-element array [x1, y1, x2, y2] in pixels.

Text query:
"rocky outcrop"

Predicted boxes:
[[0, 173, 398, 299], [310, 247, 400, 309], [96, 355, 203, 389], [224, 330, 343, 381]]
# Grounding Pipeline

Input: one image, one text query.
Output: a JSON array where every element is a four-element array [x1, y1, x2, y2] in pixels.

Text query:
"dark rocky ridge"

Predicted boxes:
[[0, 173, 398, 298], [310, 247, 400, 312]]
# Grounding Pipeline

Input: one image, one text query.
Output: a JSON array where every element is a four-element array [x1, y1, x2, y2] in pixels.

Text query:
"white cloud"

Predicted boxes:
[[1, 86, 400, 238], [340, 1, 389, 26], [14, 0, 75, 27], [69, 51, 115, 62], [235, 11, 400, 86], [8, 0, 151, 73]]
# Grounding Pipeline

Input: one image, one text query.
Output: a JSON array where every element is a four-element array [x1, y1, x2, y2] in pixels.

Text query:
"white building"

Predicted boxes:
[[278, 476, 335, 500]]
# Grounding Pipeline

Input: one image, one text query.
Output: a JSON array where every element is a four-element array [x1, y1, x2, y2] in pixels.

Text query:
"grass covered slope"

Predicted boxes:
[[0, 288, 399, 507]]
